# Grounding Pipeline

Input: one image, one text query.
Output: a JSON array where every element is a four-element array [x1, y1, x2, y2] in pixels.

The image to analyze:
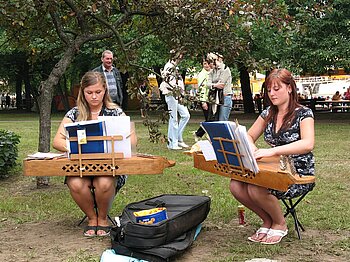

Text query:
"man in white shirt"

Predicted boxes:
[[159, 50, 190, 150]]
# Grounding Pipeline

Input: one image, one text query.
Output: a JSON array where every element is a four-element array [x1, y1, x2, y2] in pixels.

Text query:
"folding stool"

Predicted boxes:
[[281, 191, 311, 240]]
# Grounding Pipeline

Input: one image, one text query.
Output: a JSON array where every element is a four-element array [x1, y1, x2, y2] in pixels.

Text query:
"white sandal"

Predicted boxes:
[[248, 227, 270, 243], [261, 228, 288, 245]]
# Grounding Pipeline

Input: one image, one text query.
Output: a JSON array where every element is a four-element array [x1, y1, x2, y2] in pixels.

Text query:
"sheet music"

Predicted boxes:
[[98, 116, 132, 158], [232, 123, 259, 173], [27, 152, 67, 159], [202, 121, 259, 174], [197, 140, 217, 161], [64, 119, 106, 156]]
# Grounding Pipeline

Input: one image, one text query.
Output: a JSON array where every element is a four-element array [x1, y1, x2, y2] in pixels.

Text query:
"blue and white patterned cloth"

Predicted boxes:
[[260, 106, 315, 199]]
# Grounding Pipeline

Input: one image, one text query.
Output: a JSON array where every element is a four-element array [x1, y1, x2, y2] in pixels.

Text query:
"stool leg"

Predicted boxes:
[[77, 215, 87, 226], [108, 214, 117, 226], [288, 199, 303, 240], [282, 193, 309, 240]]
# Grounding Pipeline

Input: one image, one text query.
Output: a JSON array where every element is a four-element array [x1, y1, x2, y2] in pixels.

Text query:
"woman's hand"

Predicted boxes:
[[249, 142, 258, 153], [254, 148, 277, 160]]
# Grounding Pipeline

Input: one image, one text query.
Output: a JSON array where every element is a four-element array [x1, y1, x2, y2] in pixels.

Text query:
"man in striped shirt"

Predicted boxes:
[[93, 50, 124, 107]]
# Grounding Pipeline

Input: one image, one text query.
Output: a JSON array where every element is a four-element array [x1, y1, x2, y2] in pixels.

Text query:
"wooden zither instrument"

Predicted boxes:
[[24, 154, 175, 177], [189, 137, 315, 192], [24, 134, 175, 177]]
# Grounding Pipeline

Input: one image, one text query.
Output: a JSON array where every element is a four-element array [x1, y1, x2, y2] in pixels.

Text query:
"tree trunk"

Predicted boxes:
[[15, 74, 23, 110], [238, 64, 255, 113], [121, 72, 129, 110], [36, 44, 80, 187], [23, 61, 33, 112]]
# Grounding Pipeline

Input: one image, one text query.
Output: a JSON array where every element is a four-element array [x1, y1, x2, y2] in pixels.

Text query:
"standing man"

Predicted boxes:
[[93, 50, 123, 107]]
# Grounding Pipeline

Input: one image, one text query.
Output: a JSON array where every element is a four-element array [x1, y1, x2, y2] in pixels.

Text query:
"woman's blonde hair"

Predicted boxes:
[[76, 71, 117, 121]]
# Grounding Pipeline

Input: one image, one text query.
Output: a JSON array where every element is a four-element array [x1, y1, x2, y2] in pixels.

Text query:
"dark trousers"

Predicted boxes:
[[195, 102, 220, 137]]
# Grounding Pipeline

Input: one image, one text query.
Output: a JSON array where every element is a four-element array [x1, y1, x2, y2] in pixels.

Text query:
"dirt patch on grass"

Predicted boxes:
[[1, 219, 349, 262]]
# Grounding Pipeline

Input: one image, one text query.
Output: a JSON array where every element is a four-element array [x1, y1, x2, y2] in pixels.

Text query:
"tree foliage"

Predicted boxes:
[[289, 0, 350, 74], [0, 0, 349, 184]]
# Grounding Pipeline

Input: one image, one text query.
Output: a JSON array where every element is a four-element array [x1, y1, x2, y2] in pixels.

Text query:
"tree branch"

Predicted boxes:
[[127, 10, 161, 17], [64, 0, 88, 33], [49, 11, 70, 45], [124, 28, 159, 48], [88, 13, 130, 64]]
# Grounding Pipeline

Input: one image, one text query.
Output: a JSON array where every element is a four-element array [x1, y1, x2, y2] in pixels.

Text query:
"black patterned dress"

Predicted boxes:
[[64, 106, 127, 192], [260, 106, 315, 199]]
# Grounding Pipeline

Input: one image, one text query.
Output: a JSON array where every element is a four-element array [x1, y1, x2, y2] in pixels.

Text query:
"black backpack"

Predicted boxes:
[[110, 194, 210, 260], [112, 224, 202, 262]]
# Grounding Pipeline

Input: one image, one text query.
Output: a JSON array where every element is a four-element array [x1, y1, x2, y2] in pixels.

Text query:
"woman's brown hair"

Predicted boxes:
[[264, 68, 301, 130], [76, 71, 117, 121]]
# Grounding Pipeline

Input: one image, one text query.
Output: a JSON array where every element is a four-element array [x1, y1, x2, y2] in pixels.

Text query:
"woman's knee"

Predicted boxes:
[[229, 180, 245, 196], [247, 185, 268, 201], [94, 177, 116, 193], [66, 177, 90, 193]]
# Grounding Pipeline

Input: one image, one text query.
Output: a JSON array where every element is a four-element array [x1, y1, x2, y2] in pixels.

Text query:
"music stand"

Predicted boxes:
[[69, 135, 125, 177], [214, 137, 255, 179]]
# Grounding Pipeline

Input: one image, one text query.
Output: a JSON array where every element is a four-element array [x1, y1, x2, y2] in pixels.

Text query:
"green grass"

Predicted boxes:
[[0, 110, 349, 261]]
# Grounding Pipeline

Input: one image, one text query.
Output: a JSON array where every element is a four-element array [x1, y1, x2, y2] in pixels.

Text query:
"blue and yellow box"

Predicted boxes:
[[134, 207, 167, 225]]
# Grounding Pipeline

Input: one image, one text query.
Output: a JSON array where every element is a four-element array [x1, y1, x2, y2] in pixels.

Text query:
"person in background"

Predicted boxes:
[[53, 71, 134, 237], [217, 54, 233, 121], [93, 50, 124, 107], [254, 93, 263, 114], [344, 87, 350, 112], [159, 50, 190, 150], [193, 58, 212, 141], [206, 52, 233, 121], [1, 94, 5, 108], [331, 91, 342, 112], [5, 94, 11, 108], [138, 81, 148, 118], [344, 87, 350, 100], [230, 68, 315, 245]]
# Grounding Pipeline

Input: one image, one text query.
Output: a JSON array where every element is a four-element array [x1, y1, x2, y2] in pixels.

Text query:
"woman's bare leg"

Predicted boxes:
[[230, 180, 272, 241], [93, 176, 116, 227], [248, 185, 287, 243], [66, 177, 96, 235]]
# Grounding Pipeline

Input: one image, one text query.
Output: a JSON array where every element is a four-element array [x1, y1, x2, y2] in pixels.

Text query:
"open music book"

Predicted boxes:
[[64, 119, 106, 155], [201, 121, 259, 174], [98, 116, 132, 158], [64, 117, 132, 159]]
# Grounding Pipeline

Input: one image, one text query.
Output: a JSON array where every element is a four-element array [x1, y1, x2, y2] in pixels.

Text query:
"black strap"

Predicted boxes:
[[145, 200, 166, 207]]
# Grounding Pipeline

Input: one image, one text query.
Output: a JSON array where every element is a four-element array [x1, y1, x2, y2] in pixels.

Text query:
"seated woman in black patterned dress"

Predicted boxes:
[[230, 68, 315, 245], [53, 71, 133, 237]]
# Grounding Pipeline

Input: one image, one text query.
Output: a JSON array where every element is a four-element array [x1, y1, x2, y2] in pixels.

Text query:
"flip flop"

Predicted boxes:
[[261, 228, 288, 245], [248, 227, 270, 243], [96, 225, 111, 237], [83, 225, 97, 237]]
